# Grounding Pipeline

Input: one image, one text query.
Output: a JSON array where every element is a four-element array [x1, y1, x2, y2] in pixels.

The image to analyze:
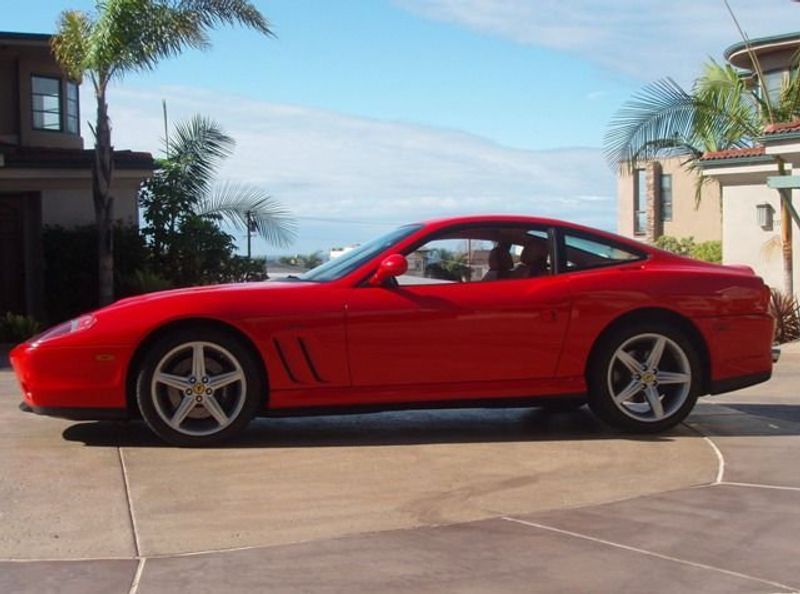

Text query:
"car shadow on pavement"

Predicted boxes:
[[688, 402, 800, 437], [61, 406, 684, 448]]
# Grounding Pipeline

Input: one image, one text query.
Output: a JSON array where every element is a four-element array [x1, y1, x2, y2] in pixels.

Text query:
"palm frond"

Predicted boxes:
[[775, 68, 800, 122], [167, 115, 235, 200], [87, 0, 272, 79], [178, 0, 275, 37], [604, 78, 702, 170], [197, 182, 297, 248], [51, 10, 93, 83], [604, 67, 765, 172], [694, 61, 762, 147], [90, 0, 210, 79], [683, 158, 722, 209]]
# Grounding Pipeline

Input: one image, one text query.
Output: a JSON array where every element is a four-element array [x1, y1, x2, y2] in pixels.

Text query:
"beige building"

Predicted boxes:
[[0, 32, 152, 318], [617, 156, 721, 243]]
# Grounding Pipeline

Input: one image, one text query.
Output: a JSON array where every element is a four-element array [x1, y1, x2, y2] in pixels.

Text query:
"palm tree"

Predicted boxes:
[[604, 58, 800, 293], [51, 0, 273, 306], [141, 114, 296, 265]]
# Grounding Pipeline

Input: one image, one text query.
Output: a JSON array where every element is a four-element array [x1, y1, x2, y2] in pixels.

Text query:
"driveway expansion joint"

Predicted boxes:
[[500, 516, 800, 593], [127, 558, 145, 594], [117, 447, 141, 557], [681, 420, 725, 483]]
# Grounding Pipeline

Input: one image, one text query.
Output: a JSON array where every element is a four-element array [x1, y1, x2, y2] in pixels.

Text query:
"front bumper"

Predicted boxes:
[[10, 341, 130, 411], [19, 401, 127, 420]]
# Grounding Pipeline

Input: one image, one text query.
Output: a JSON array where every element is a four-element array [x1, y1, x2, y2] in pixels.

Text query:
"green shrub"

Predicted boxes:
[[0, 312, 42, 345], [654, 236, 722, 263], [653, 235, 695, 256]]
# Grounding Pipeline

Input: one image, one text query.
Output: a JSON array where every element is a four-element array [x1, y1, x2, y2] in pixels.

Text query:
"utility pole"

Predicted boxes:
[[246, 211, 254, 260]]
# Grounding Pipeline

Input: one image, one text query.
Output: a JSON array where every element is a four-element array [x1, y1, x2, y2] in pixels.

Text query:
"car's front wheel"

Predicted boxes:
[[135, 328, 263, 446], [587, 322, 701, 433]]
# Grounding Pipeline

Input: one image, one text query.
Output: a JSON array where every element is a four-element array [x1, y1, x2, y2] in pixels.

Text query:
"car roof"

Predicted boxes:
[[414, 215, 652, 254]]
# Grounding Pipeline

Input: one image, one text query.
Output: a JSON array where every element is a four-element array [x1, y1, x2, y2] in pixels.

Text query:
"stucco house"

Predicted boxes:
[[617, 156, 721, 244], [617, 31, 800, 293], [0, 32, 153, 318], [700, 127, 800, 292], [697, 33, 800, 293]]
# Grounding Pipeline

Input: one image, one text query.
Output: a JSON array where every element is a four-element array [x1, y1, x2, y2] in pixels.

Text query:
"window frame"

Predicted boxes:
[[633, 168, 647, 236], [660, 173, 673, 223], [30, 74, 63, 133], [555, 227, 647, 275], [65, 80, 80, 135]]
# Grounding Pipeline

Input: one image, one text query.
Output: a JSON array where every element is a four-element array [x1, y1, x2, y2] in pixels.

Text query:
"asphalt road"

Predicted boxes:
[[1, 344, 798, 593]]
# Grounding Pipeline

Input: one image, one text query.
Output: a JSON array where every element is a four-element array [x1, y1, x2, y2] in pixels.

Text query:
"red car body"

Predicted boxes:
[[11, 215, 774, 425]]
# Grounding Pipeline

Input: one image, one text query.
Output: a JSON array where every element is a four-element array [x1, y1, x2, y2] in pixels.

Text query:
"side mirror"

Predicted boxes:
[[369, 254, 408, 286]]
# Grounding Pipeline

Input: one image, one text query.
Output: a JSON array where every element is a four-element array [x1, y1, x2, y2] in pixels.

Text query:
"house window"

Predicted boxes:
[[759, 70, 786, 104], [31, 75, 62, 131], [634, 169, 647, 235], [660, 174, 673, 222], [66, 81, 79, 134]]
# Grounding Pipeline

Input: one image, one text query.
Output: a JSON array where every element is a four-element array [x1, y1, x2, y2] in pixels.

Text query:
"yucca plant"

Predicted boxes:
[[769, 289, 800, 344]]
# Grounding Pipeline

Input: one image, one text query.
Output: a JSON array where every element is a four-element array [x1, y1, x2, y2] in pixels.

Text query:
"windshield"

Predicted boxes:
[[300, 224, 423, 282]]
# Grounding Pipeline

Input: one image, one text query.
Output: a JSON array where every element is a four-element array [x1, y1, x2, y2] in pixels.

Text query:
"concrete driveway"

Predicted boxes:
[[1, 345, 799, 593]]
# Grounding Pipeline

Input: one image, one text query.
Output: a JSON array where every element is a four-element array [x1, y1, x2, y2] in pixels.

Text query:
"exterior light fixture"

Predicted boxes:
[[756, 203, 774, 230]]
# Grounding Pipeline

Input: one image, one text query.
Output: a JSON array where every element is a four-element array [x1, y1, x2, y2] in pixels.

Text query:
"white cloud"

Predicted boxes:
[[395, 0, 800, 81], [97, 85, 614, 252]]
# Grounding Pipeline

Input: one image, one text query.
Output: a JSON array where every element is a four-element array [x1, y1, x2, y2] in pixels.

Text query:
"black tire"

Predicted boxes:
[[135, 327, 264, 446], [587, 321, 701, 433]]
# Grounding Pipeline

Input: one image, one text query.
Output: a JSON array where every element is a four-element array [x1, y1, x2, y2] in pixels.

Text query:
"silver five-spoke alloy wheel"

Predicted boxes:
[[150, 341, 247, 437], [607, 333, 692, 423]]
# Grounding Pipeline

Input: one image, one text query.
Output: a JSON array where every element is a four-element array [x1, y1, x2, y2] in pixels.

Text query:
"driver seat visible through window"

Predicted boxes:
[[482, 244, 513, 281]]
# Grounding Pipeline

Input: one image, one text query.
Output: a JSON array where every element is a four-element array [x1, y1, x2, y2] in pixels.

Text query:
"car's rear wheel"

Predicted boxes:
[[136, 328, 263, 446], [587, 322, 701, 433]]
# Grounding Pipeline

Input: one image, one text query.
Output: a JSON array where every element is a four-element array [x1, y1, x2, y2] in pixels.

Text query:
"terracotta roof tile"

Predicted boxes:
[[764, 120, 800, 135], [698, 146, 766, 161]]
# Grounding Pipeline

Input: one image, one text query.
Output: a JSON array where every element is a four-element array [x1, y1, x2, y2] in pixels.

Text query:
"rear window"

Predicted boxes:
[[563, 232, 643, 272]]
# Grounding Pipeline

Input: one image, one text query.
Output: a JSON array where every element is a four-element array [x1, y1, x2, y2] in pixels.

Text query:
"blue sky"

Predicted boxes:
[[6, 1, 800, 254]]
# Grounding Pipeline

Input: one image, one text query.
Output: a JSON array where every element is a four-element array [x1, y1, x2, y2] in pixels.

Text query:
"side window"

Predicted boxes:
[[397, 226, 552, 286], [400, 238, 487, 285], [563, 232, 643, 272]]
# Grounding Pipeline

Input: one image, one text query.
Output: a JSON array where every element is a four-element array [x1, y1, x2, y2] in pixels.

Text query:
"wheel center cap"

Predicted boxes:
[[194, 384, 205, 395], [641, 372, 656, 385]]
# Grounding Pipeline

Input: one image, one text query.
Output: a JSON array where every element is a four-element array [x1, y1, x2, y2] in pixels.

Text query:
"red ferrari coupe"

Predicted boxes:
[[11, 215, 775, 446]]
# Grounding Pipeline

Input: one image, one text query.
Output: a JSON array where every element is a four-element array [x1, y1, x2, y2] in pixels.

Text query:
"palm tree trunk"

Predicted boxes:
[[778, 160, 794, 295], [93, 84, 115, 306]]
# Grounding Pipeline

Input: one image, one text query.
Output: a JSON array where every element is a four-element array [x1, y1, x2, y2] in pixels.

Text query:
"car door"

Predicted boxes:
[[344, 230, 572, 389]]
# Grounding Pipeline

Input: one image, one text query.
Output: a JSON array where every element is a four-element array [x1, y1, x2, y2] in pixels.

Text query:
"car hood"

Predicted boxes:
[[107, 280, 315, 310]]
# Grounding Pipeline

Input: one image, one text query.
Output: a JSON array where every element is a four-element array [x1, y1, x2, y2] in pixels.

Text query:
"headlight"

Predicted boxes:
[[33, 314, 97, 344]]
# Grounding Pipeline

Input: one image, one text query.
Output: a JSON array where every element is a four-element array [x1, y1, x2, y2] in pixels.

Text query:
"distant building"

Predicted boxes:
[[0, 31, 153, 317], [329, 245, 357, 259]]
